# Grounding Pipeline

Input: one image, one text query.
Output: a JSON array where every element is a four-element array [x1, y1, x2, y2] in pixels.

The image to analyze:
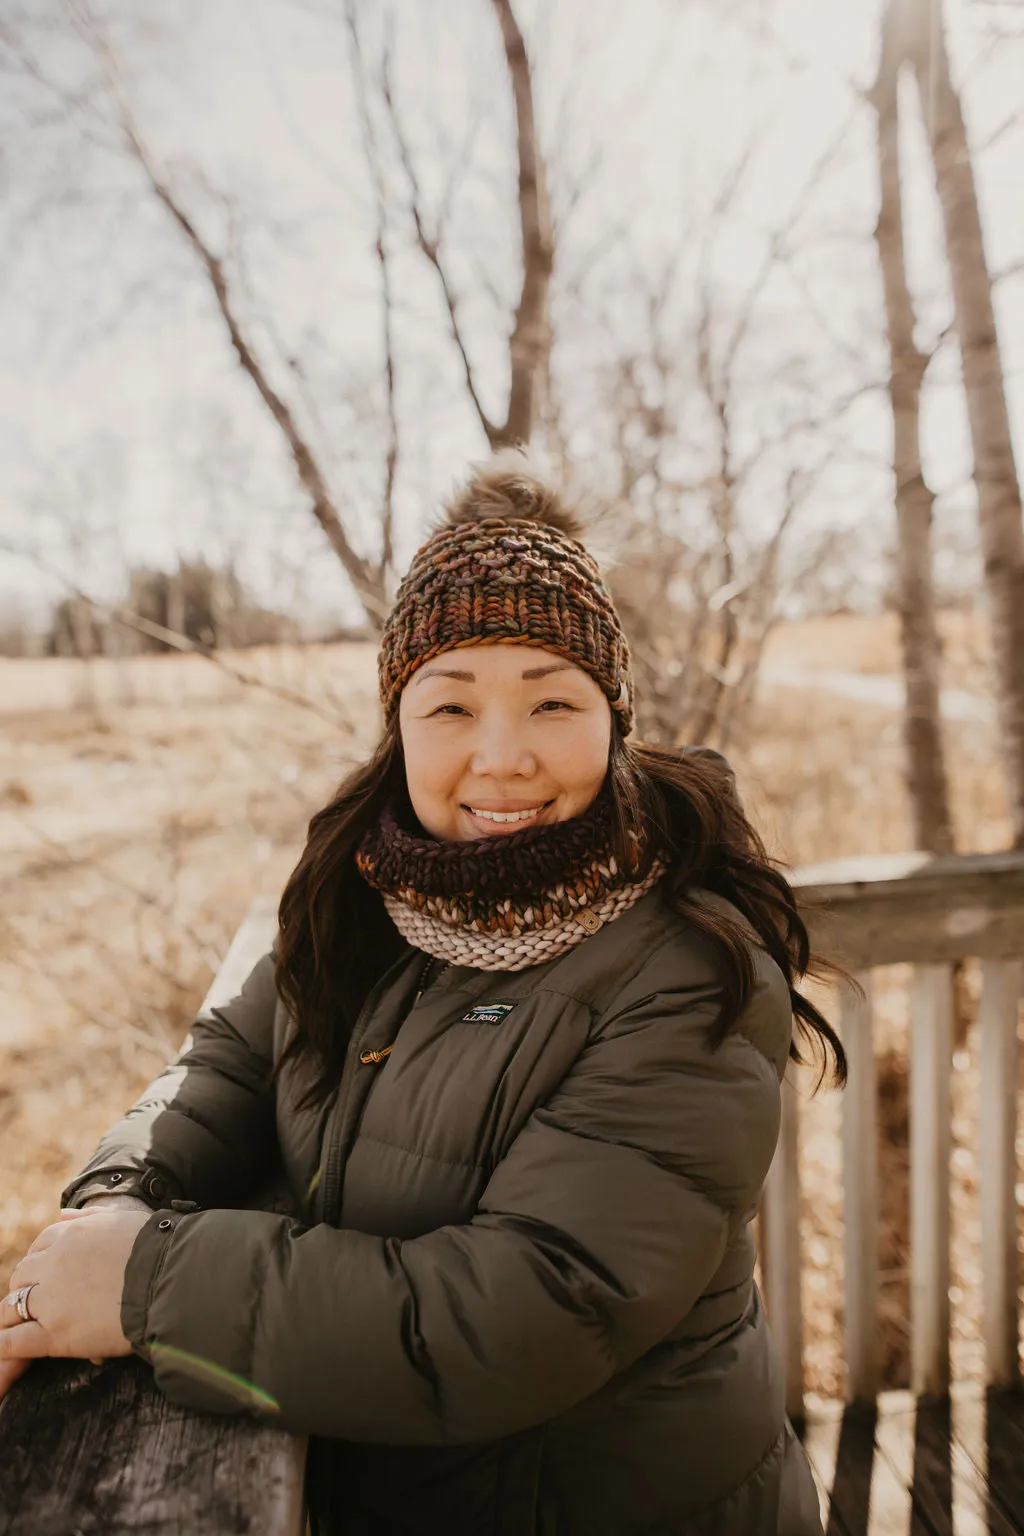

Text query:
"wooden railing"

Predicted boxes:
[[2, 854, 1021, 1530], [763, 849, 1024, 1421]]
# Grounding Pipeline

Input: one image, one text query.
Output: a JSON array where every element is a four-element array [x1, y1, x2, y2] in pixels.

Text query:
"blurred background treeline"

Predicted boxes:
[[1, 0, 1022, 1401]]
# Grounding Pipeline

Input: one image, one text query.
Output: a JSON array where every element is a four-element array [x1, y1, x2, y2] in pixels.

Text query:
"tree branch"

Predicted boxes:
[[993, 255, 1024, 286], [380, 46, 501, 449], [346, 0, 399, 589], [696, 101, 861, 404], [62, 0, 389, 627]]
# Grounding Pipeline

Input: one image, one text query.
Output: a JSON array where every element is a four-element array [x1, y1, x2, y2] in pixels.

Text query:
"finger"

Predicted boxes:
[[3, 1260, 40, 1299], [24, 1222, 68, 1255], [0, 1357, 30, 1403], [0, 1290, 31, 1329], [0, 1322, 49, 1360], [23, 1208, 101, 1256]]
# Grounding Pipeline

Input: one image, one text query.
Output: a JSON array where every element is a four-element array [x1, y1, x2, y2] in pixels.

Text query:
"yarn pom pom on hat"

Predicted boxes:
[[377, 452, 635, 733]]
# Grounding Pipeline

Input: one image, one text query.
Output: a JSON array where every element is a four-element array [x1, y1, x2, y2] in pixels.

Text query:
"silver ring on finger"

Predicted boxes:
[[6, 1284, 39, 1322]]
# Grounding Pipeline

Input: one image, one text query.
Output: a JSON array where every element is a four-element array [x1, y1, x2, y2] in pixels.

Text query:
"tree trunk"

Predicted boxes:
[[903, 0, 1024, 847], [489, 0, 554, 448], [872, 0, 955, 855]]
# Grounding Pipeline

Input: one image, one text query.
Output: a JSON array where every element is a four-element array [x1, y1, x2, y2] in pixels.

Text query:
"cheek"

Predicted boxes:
[[547, 715, 611, 794], [400, 721, 463, 805]]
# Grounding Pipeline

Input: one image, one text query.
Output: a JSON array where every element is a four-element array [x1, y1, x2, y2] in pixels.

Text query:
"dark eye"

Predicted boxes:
[[536, 699, 574, 713], [430, 704, 470, 717]]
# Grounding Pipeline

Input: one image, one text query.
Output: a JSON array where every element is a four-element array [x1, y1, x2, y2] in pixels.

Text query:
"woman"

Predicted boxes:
[[1, 457, 842, 1534]]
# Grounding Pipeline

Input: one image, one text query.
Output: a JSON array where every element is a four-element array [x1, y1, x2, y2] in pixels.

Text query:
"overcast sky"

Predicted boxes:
[[1, 0, 1022, 629]]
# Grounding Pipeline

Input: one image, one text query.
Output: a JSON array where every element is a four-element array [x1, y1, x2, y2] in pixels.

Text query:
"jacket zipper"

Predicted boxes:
[[358, 957, 450, 1065], [317, 952, 413, 1226], [318, 955, 451, 1226]]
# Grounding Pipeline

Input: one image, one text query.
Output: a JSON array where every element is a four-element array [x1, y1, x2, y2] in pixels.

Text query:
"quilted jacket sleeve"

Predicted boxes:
[[120, 939, 790, 1442], [62, 953, 279, 1212]]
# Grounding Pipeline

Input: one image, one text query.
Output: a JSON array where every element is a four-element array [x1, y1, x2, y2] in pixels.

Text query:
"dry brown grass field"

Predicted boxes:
[[2, 610, 1018, 1402]]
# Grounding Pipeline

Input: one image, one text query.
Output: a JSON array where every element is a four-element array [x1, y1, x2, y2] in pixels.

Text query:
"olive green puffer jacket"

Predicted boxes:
[[63, 885, 823, 1535]]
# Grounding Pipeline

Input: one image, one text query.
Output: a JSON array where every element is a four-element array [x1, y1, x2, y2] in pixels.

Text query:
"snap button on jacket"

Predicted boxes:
[[63, 887, 823, 1534]]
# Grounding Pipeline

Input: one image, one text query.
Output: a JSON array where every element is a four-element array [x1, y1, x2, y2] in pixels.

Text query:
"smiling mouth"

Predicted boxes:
[[463, 802, 553, 825]]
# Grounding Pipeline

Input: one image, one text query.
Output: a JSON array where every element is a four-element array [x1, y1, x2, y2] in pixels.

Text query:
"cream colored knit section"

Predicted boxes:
[[382, 860, 666, 972]]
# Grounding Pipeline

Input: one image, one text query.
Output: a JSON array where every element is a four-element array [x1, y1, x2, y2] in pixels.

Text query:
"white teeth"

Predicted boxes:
[[469, 806, 543, 823]]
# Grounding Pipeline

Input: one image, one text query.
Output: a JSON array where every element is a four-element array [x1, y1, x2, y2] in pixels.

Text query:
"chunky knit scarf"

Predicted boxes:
[[356, 791, 666, 971]]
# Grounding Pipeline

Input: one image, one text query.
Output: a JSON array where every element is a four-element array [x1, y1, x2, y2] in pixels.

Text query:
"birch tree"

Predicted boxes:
[[870, 0, 955, 854], [897, 0, 1024, 847]]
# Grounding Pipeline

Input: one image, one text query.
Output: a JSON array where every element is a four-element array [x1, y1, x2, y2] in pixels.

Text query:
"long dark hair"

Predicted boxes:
[[274, 726, 847, 1105]]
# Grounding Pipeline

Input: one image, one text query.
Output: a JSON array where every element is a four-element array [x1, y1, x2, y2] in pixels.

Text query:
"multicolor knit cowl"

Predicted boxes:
[[356, 790, 666, 972]]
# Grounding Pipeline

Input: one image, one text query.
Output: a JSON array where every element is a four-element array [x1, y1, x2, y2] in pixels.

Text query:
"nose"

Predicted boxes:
[[470, 713, 536, 781]]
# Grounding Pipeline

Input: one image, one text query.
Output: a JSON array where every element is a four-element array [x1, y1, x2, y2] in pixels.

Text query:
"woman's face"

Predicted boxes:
[[398, 643, 613, 841]]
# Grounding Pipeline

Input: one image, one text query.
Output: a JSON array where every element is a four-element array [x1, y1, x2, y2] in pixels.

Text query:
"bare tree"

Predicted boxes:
[[584, 108, 878, 748], [606, 427, 830, 750], [870, 0, 955, 854], [378, 0, 554, 451], [4, 0, 559, 647], [896, 0, 1024, 847], [6, 0, 398, 629]]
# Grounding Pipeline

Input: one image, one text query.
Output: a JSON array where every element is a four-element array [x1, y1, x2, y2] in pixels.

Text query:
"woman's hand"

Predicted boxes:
[[0, 1205, 151, 1402]]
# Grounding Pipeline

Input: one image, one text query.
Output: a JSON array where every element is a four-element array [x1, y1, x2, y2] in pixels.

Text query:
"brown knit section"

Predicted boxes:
[[357, 792, 662, 969], [377, 517, 634, 732], [379, 860, 628, 933], [356, 788, 619, 902]]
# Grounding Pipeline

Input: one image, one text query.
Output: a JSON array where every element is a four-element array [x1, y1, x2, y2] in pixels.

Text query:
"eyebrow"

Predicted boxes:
[[521, 663, 574, 680], [413, 662, 575, 686]]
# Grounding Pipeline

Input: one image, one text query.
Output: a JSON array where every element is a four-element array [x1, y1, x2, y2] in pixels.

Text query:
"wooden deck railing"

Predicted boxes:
[[2, 854, 1021, 1531], [763, 849, 1024, 1420]]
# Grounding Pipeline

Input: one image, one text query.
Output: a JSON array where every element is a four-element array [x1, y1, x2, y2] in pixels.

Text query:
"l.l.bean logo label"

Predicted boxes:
[[460, 1001, 519, 1026]]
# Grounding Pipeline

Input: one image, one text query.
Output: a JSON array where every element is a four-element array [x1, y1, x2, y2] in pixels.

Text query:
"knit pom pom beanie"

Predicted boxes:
[[377, 453, 635, 733]]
